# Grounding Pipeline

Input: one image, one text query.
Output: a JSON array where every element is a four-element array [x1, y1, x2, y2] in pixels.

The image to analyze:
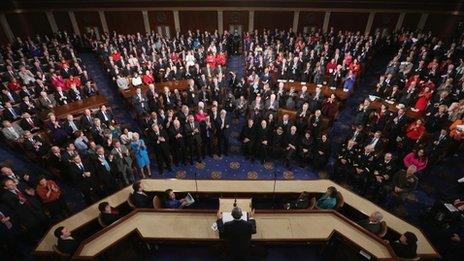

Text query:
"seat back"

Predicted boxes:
[[335, 192, 344, 209], [308, 197, 316, 210], [377, 221, 388, 238], [153, 195, 162, 209]]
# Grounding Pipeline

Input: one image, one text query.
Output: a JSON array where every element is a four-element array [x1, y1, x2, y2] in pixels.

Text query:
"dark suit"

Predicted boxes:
[[99, 212, 119, 226], [131, 192, 152, 208], [68, 162, 99, 204], [216, 117, 230, 156], [0, 189, 47, 231], [217, 218, 257, 260], [80, 114, 94, 130], [185, 121, 202, 163], [149, 129, 172, 174], [57, 237, 79, 255], [3, 107, 21, 121]]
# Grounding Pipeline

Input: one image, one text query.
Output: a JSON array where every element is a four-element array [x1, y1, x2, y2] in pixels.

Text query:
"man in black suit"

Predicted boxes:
[[80, 109, 94, 130], [216, 207, 257, 260], [169, 119, 187, 166], [185, 115, 203, 164], [93, 145, 118, 194], [68, 154, 100, 205], [1, 178, 48, 240], [130, 181, 152, 208], [54, 226, 79, 255], [149, 124, 172, 175], [239, 119, 256, 161], [96, 105, 113, 125], [3, 102, 21, 122], [19, 113, 41, 132]]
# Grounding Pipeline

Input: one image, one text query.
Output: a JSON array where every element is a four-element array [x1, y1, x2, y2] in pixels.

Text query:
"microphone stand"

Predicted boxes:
[[194, 172, 199, 201], [272, 170, 277, 209]]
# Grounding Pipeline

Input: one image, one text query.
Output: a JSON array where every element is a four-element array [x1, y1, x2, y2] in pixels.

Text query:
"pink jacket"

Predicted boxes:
[[403, 152, 428, 172]]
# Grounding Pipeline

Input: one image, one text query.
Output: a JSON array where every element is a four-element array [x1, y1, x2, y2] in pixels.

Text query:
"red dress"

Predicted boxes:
[[215, 53, 226, 66], [206, 54, 216, 68], [414, 91, 432, 113]]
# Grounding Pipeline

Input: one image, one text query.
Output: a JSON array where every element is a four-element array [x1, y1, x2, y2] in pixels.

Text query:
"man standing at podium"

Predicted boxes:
[[216, 207, 257, 260]]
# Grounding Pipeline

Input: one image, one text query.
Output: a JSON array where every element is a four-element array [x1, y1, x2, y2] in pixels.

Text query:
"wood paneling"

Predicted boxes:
[[2, 1, 463, 12], [53, 11, 74, 34], [179, 11, 218, 33], [424, 14, 463, 39], [105, 11, 145, 34], [147, 11, 175, 33], [328, 12, 369, 33], [402, 13, 421, 31], [298, 11, 325, 33], [254, 11, 293, 31], [74, 11, 102, 36], [371, 13, 399, 32], [5, 12, 52, 38], [223, 11, 249, 33]]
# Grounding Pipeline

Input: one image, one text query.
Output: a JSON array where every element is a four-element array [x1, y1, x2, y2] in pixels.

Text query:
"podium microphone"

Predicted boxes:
[[233, 198, 237, 207]]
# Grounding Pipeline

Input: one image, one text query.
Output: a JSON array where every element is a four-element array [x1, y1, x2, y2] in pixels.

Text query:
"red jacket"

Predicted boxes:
[[405, 123, 425, 140]]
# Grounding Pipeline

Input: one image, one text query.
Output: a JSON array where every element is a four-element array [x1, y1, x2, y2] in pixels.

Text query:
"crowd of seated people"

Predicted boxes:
[[0, 33, 148, 258], [333, 30, 464, 211], [90, 28, 383, 170]]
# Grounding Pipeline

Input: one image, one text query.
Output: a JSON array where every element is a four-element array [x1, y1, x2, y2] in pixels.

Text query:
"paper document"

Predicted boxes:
[[184, 193, 195, 206], [222, 212, 248, 223], [444, 203, 458, 212]]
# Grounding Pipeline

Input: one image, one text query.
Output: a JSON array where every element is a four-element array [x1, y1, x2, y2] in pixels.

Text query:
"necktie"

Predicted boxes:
[[103, 112, 108, 121], [101, 156, 110, 171], [15, 190, 30, 207], [70, 121, 77, 132], [10, 128, 19, 139], [10, 108, 18, 118], [79, 164, 84, 171], [8, 93, 14, 102], [28, 118, 34, 127]]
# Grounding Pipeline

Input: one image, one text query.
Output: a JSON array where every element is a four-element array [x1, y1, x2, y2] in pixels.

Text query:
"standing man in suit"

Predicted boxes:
[[216, 207, 257, 260], [93, 145, 118, 194], [80, 109, 94, 130], [185, 115, 203, 164], [149, 124, 172, 175], [96, 105, 113, 125], [68, 154, 100, 205], [110, 139, 134, 186], [132, 87, 149, 116], [1, 178, 48, 241]]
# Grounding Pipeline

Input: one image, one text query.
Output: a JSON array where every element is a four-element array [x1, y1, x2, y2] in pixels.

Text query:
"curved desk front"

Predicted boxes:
[[73, 210, 395, 260], [34, 179, 439, 259]]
